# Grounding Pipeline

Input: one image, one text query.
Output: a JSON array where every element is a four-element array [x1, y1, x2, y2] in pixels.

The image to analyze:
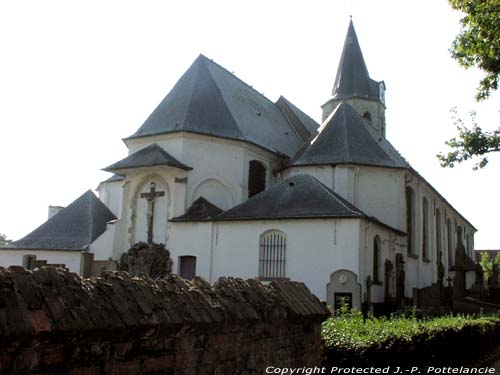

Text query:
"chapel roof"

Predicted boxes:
[[8, 190, 116, 251], [126, 54, 305, 157], [103, 143, 192, 173], [171, 197, 223, 222], [213, 174, 364, 220], [331, 20, 381, 101], [290, 102, 409, 169]]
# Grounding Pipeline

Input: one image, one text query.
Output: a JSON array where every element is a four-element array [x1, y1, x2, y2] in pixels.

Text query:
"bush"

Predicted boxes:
[[322, 308, 500, 366]]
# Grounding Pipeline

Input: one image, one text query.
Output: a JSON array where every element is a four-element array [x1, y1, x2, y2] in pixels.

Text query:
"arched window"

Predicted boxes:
[[248, 160, 266, 198], [373, 236, 381, 283], [447, 218, 453, 267], [259, 230, 286, 280], [363, 111, 372, 123], [436, 209, 442, 261], [422, 198, 430, 260], [406, 187, 416, 255]]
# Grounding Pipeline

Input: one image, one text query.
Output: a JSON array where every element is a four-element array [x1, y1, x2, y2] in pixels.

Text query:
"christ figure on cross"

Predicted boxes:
[[140, 182, 165, 243]]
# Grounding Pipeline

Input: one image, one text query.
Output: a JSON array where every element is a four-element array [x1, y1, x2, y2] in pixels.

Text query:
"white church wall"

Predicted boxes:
[[208, 218, 362, 301], [0, 250, 82, 273], [97, 180, 123, 218], [182, 134, 277, 210], [281, 166, 334, 189], [89, 221, 117, 261], [126, 132, 279, 213], [355, 166, 406, 232], [361, 222, 403, 304], [404, 172, 477, 295], [168, 221, 214, 280]]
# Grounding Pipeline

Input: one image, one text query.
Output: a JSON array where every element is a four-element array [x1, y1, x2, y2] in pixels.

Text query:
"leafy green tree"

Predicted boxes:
[[0, 233, 13, 247], [438, 0, 500, 169], [479, 251, 500, 286]]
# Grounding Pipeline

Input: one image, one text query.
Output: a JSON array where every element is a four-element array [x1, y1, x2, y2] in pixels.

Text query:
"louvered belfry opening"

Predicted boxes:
[[259, 231, 286, 280], [248, 161, 266, 198]]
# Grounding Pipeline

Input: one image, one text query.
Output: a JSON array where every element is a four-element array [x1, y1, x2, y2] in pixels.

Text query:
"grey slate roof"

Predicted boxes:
[[126, 54, 304, 157], [214, 174, 364, 221], [8, 190, 117, 251], [275, 96, 320, 139], [332, 20, 381, 100], [291, 103, 409, 169], [104, 143, 191, 172], [171, 197, 223, 222]]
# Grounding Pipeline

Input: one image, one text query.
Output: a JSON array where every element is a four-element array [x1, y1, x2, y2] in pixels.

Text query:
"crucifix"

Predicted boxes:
[[140, 182, 165, 243]]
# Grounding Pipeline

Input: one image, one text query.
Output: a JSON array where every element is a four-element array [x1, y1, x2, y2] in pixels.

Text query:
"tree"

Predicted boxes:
[[479, 251, 500, 286], [438, 0, 500, 169], [0, 233, 13, 247]]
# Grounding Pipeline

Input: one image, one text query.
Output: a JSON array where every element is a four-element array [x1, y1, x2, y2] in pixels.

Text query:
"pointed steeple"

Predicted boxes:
[[332, 20, 378, 100]]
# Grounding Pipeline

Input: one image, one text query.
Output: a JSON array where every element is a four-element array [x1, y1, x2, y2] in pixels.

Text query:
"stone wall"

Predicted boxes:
[[0, 266, 330, 374]]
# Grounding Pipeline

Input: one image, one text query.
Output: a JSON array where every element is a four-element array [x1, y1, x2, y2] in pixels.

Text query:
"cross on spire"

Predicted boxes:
[[140, 182, 165, 243]]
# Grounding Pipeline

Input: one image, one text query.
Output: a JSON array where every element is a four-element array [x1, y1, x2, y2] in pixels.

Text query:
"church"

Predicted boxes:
[[0, 21, 477, 310]]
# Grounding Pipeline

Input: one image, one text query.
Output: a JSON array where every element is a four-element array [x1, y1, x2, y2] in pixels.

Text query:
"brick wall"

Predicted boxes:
[[0, 266, 329, 374]]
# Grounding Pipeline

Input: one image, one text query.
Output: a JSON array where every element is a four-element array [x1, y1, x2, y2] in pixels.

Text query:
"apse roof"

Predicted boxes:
[[7, 190, 116, 251], [103, 143, 191, 172], [126, 54, 304, 157], [291, 103, 409, 169]]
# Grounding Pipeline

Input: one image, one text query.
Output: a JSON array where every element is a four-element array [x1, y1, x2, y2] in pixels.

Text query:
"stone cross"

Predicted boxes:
[[140, 182, 165, 243]]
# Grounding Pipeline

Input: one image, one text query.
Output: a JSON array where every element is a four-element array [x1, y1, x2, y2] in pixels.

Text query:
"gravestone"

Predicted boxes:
[[395, 254, 405, 308], [119, 242, 173, 278], [326, 269, 361, 312], [384, 259, 393, 302], [452, 227, 466, 300]]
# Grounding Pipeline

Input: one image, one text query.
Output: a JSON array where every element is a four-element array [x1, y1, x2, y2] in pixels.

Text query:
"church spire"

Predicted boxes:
[[321, 20, 386, 137], [331, 20, 377, 100]]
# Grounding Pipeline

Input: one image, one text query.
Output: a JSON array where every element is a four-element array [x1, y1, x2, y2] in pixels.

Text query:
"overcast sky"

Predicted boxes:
[[1, 0, 499, 249]]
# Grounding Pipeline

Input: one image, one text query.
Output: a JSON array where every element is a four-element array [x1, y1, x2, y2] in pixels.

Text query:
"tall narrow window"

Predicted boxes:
[[179, 256, 196, 280], [248, 160, 266, 197], [373, 236, 381, 283], [422, 198, 429, 260], [447, 218, 453, 267], [436, 209, 442, 261], [259, 230, 286, 280], [466, 234, 470, 256], [406, 187, 416, 255]]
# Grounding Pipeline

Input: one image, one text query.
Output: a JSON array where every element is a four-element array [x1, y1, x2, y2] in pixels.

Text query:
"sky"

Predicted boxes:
[[0, 0, 499, 249]]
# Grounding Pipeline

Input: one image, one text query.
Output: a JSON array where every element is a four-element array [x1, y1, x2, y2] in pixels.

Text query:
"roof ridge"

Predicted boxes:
[[199, 55, 280, 109], [310, 176, 362, 216], [202, 58, 244, 139], [278, 95, 319, 126]]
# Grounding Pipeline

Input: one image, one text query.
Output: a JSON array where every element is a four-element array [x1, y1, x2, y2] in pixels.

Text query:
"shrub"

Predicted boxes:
[[322, 309, 500, 366]]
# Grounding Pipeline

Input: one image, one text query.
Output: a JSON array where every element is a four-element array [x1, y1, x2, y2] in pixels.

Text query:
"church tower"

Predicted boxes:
[[321, 20, 387, 137]]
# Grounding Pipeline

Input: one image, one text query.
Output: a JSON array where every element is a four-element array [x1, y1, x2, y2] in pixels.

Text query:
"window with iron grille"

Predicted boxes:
[[259, 230, 286, 280]]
